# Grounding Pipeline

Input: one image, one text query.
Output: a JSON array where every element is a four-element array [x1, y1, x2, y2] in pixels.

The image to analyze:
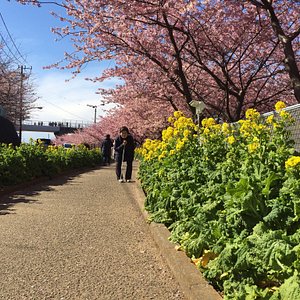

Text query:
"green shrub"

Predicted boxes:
[[0, 141, 102, 187], [137, 102, 300, 299]]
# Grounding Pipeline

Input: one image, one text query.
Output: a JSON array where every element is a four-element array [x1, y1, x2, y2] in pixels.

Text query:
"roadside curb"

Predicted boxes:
[[131, 180, 222, 300]]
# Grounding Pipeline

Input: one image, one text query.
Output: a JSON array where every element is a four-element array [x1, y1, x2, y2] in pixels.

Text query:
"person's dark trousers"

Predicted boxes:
[[116, 156, 122, 179], [115, 157, 133, 180], [125, 159, 133, 180], [103, 155, 110, 165]]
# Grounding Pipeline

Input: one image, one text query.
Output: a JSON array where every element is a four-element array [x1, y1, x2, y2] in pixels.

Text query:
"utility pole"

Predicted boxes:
[[87, 104, 97, 123], [18, 65, 32, 143]]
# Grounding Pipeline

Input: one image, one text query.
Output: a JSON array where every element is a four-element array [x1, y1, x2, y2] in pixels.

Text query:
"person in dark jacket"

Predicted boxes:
[[114, 126, 135, 182], [101, 134, 113, 165]]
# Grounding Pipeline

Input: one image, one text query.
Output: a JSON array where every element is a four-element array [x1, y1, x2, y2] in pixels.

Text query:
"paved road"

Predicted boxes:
[[0, 163, 184, 300]]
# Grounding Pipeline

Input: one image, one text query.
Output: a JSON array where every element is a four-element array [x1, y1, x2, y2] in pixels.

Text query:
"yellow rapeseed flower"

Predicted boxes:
[[185, 118, 194, 126], [160, 142, 167, 150], [227, 136, 235, 144], [168, 116, 175, 124], [177, 116, 186, 123], [245, 108, 260, 120], [279, 110, 292, 120], [285, 156, 300, 169], [202, 118, 216, 128], [248, 142, 259, 153], [221, 123, 230, 134], [275, 101, 286, 111], [158, 151, 167, 160], [143, 139, 152, 148], [212, 124, 221, 131], [250, 123, 267, 133], [266, 115, 274, 124], [174, 111, 184, 119], [239, 120, 252, 135], [203, 128, 210, 135], [183, 129, 190, 138], [176, 140, 185, 151], [162, 127, 174, 141]]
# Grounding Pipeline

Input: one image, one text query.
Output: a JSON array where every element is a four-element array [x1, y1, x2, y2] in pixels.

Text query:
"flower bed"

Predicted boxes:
[[0, 141, 102, 188], [137, 102, 300, 299]]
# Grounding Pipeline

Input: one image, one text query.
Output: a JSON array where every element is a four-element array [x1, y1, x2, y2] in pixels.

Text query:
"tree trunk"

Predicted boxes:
[[259, 0, 300, 102]]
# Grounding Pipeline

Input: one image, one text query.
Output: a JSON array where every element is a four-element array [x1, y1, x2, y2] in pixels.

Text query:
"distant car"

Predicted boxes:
[[37, 138, 52, 147], [63, 143, 74, 149]]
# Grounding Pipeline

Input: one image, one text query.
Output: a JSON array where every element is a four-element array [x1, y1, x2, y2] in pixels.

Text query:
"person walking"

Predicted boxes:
[[101, 134, 113, 165], [114, 126, 135, 182]]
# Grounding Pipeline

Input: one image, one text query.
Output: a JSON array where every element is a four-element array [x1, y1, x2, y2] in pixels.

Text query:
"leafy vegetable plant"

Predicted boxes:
[[137, 102, 300, 299]]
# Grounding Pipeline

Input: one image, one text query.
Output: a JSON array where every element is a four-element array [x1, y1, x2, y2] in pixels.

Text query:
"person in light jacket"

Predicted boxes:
[[114, 126, 135, 182]]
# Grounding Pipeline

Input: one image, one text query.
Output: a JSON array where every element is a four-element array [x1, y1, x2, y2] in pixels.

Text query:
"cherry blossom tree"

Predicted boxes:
[[56, 94, 175, 145], [243, 0, 300, 102], [0, 60, 19, 121], [0, 49, 36, 123], [14, 0, 300, 143], [15, 1, 299, 121]]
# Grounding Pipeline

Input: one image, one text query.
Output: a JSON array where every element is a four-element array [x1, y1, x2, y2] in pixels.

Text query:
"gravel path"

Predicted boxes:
[[0, 163, 185, 300]]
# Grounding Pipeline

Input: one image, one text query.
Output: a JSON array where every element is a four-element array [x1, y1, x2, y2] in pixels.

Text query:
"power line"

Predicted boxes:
[[0, 37, 15, 61], [40, 98, 90, 121], [0, 12, 27, 64], [0, 34, 23, 65]]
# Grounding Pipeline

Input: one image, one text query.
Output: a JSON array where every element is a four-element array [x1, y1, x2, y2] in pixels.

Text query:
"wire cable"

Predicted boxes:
[[0, 12, 27, 64], [0, 34, 23, 65], [40, 98, 90, 121]]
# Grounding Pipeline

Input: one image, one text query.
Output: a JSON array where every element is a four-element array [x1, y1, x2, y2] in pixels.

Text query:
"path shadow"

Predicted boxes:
[[0, 166, 102, 216]]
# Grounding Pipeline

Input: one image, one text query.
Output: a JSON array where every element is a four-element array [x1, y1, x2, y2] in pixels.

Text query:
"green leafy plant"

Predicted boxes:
[[0, 141, 102, 188], [137, 102, 300, 299]]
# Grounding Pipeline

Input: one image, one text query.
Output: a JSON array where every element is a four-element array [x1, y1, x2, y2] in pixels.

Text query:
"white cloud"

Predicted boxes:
[[30, 69, 119, 124]]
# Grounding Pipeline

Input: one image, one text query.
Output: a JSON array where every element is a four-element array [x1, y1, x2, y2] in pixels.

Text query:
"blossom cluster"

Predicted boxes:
[[135, 111, 197, 161], [199, 101, 296, 157], [285, 156, 300, 169], [137, 101, 298, 171]]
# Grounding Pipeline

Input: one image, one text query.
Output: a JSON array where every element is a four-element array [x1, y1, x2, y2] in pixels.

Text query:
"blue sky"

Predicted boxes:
[[0, 0, 118, 141], [1, 1, 117, 140]]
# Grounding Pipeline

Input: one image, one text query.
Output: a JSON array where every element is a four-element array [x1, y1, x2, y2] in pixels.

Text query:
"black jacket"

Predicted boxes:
[[101, 138, 113, 155], [114, 134, 135, 161]]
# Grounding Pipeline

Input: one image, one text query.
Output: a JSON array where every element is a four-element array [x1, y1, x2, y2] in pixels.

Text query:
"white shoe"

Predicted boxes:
[[118, 179, 125, 183], [126, 179, 131, 183]]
